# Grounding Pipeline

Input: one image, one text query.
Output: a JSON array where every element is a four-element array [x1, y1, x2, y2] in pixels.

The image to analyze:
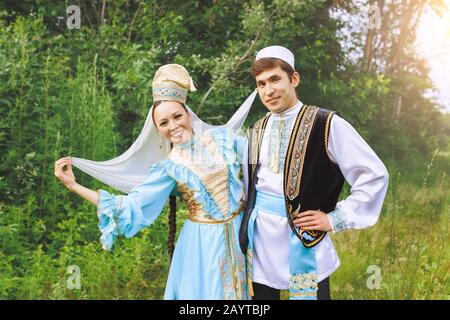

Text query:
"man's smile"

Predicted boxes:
[[266, 96, 281, 104]]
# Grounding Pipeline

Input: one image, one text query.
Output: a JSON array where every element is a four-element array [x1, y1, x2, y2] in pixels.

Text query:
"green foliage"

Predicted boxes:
[[0, 1, 448, 299], [329, 159, 450, 300]]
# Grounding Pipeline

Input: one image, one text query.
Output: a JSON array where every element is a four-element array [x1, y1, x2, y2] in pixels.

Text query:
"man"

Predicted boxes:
[[239, 46, 389, 300]]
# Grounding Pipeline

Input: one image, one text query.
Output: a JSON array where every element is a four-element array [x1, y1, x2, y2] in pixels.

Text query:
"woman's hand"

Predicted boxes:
[[54, 156, 99, 205], [54, 157, 76, 190]]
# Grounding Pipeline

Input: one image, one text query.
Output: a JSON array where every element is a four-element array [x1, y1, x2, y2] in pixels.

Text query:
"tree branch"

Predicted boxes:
[[127, 2, 142, 43], [100, 0, 107, 24], [195, 10, 277, 115]]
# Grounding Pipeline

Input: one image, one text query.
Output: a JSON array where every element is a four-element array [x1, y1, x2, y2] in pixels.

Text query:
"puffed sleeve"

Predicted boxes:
[[326, 115, 389, 232], [96, 161, 176, 250]]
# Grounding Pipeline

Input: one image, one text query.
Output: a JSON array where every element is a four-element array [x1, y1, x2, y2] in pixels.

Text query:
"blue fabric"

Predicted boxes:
[[97, 127, 248, 300], [211, 127, 245, 211], [164, 216, 244, 299], [97, 162, 176, 250], [255, 190, 286, 217], [247, 190, 319, 300]]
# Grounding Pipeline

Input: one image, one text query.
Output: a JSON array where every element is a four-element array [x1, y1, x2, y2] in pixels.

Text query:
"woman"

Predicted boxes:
[[54, 64, 252, 300]]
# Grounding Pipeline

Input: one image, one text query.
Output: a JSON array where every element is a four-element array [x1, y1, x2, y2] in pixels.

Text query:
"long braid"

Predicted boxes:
[[168, 194, 177, 260], [168, 139, 177, 260], [152, 102, 184, 261]]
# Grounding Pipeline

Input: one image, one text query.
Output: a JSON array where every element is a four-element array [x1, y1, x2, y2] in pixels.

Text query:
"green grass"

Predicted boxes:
[[330, 190, 449, 300], [1, 177, 447, 300], [280, 154, 450, 300], [1, 157, 449, 299]]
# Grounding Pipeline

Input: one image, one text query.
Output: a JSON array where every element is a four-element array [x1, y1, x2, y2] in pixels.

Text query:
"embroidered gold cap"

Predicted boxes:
[[152, 64, 197, 104]]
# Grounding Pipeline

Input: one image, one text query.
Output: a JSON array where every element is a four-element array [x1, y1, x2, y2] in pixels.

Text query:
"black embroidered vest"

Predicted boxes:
[[239, 105, 345, 253]]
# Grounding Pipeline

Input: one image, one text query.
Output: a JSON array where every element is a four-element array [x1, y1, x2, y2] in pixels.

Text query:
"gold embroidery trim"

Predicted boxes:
[[201, 202, 245, 300], [250, 115, 270, 178], [176, 183, 212, 221], [169, 130, 231, 216], [290, 292, 318, 298], [302, 231, 326, 248], [223, 222, 242, 299], [324, 111, 334, 161], [284, 106, 306, 191], [246, 248, 254, 296], [285, 106, 319, 200], [188, 201, 244, 224], [289, 272, 318, 299]]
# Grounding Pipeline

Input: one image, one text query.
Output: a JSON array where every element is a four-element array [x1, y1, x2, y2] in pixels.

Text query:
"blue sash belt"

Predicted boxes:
[[247, 190, 318, 300]]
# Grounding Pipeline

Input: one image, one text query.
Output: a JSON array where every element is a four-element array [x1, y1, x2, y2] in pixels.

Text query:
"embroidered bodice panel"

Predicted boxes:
[[166, 128, 243, 221]]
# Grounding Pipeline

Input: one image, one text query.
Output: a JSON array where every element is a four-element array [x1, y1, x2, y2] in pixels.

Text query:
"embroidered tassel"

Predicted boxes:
[[270, 130, 281, 173], [248, 279, 254, 297], [246, 248, 254, 298], [270, 151, 279, 173]]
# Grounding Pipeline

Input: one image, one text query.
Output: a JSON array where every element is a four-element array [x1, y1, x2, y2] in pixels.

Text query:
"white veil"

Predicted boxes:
[[71, 90, 257, 193]]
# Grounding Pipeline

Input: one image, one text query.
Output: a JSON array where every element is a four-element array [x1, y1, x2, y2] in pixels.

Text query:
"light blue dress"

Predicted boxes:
[[96, 127, 249, 300]]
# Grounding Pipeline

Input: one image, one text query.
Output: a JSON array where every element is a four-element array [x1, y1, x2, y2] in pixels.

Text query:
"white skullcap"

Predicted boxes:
[[255, 45, 295, 69]]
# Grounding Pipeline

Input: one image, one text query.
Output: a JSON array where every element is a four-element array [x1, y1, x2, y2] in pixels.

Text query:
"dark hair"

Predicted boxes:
[[252, 57, 296, 80], [252, 57, 299, 98], [152, 100, 189, 127], [151, 100, 189, 259], [168, 195, 177, 260], [152, 100, 186, 259]]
